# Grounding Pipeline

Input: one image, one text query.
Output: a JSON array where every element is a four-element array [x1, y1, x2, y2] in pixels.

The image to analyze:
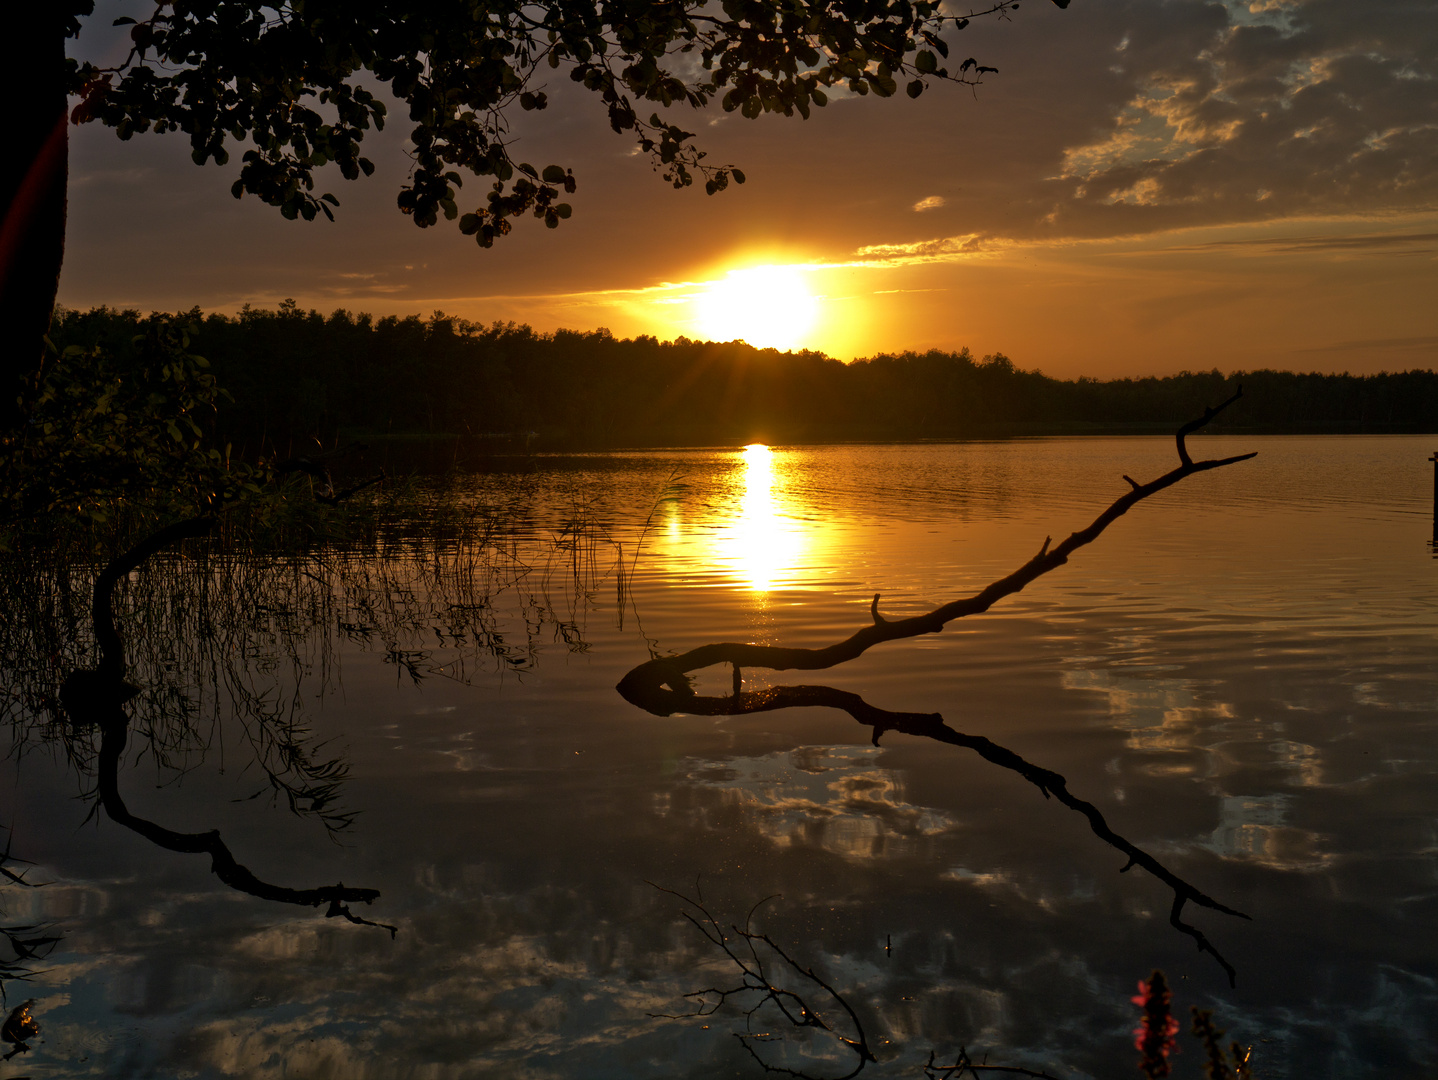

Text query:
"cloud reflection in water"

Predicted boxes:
[[662, 746, 954, 860]]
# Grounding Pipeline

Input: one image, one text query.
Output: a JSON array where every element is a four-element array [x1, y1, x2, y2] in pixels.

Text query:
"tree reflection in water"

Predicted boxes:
[[0, 489, 614, 944], [622, 400, 1258, 1078], [0, 403, 1262, 1074], [621, 396, 1253, 986]]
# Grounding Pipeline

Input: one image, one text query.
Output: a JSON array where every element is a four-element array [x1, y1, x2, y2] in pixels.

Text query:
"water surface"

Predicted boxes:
[[3, 435, 1436, 1079]]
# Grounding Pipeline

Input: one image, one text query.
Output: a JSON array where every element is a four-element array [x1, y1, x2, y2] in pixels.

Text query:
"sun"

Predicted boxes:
[[695, 265, 818, 350]]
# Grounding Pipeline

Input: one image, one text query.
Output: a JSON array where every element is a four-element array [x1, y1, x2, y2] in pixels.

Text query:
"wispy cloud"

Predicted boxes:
[[1149, 230, 1438, 256], [1298, 335, 1438, 354], [851, 234, 1001, 266]]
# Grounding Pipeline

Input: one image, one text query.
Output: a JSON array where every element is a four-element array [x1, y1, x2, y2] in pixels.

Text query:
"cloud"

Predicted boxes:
[[1297, 334, 1438, 353], [1148, 229, 1438, 255], [851, 233, 999, 265], [1030, 0, 1438, 238], [912, 195, 946, 212]]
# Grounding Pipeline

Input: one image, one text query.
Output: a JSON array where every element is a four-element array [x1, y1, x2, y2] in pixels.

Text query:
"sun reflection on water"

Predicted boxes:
[[718, 444, 807, 592]]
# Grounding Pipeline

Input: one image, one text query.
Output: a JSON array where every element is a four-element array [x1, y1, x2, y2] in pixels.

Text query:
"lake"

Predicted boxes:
[[3, 435, 1436, 1079]]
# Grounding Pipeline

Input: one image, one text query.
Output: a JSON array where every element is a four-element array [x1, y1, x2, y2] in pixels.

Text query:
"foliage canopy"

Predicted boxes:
[[68, 0, 1060, 246]]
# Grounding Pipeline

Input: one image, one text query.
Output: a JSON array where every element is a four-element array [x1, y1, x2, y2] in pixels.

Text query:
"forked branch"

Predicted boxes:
[[649, 884, 877, 1080], [618, 391, 1254, 700]]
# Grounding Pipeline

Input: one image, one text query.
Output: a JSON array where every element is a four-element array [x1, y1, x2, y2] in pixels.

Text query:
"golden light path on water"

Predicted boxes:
[[722, 444, 808, 591], [651, 444, 812, 593]]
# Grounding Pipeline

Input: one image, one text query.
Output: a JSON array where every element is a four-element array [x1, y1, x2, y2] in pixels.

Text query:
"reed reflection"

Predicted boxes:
[[0, 486, 609, 937]]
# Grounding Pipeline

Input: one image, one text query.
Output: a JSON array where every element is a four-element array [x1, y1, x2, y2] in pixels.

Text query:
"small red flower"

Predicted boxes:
[[1133, 970, 1180, 1078]]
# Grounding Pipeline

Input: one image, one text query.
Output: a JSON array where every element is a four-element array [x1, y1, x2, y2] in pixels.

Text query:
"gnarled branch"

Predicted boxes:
[[618, 391, 1254, 700]]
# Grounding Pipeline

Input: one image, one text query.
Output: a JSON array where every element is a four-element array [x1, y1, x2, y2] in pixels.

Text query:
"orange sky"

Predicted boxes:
[[59, 1, 1438, 379]]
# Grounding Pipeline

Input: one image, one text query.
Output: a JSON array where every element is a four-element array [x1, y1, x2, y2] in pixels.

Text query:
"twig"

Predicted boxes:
[[924, 1047, 1064, 1079], [649, 884, 876, 1080]]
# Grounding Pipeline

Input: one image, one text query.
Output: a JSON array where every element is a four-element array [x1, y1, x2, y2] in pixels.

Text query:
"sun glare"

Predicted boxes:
[[716, 443, 807, 592], [695, 265, 818, 350]]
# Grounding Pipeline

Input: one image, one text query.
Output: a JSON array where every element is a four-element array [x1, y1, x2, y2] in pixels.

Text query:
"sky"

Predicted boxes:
[[58, 0, 1438, 379]]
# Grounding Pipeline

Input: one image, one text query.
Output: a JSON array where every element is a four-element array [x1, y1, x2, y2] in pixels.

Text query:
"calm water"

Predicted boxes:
[[3, 436, 1437, 1079]]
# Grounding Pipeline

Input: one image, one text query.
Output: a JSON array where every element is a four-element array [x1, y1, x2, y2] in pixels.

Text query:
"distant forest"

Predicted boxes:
[[51, 304, 1438, 452]]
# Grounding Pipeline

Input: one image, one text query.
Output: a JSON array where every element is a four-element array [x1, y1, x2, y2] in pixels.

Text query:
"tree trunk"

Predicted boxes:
[[0, 11, 72, 438]]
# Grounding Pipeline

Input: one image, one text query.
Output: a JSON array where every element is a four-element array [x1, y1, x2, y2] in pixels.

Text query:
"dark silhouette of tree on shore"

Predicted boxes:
[[5, 0, 1068, 433], [42, 305, 1438, 453]]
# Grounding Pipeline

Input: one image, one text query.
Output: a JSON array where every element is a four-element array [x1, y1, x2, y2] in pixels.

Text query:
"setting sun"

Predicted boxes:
[[695, 265, 818, 351]]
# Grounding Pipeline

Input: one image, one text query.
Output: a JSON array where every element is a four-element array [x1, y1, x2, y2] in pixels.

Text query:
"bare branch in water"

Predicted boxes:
[[619, 396, 1256, 985], [623, 681, 1246, 985], [618, 392, 1254, 697], [649, 883, 876, 1080], [924, 1047, 1065, 1080]]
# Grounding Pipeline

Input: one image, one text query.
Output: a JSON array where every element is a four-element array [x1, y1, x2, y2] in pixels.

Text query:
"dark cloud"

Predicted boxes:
[[1152, 229, 1438, 253], [1001, 0, 1438, 240]]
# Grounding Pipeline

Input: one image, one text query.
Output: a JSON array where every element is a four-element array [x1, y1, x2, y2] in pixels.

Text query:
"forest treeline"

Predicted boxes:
[[51, 304, 1438, 452]]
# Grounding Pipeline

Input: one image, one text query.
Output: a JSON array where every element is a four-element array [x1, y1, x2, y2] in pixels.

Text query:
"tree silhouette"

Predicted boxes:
[[5, 0, 1068, 431]]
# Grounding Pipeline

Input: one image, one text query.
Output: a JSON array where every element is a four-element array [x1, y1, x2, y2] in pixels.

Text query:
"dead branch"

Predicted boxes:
[[649, 884, 877, 1080], [924, 1047, 1064, 1079], [625, 681, 1246, 986], [618, 391, 1254, 700]]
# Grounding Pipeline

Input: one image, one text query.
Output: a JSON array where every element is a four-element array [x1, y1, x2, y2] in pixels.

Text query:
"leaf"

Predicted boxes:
[[731, 168, 746, 184], [542, 164, 567, 183], [907, 80, 923, 99]]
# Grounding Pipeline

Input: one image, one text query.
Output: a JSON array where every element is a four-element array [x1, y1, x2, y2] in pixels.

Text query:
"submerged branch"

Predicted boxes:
[[650, 884, 877, 1080]]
